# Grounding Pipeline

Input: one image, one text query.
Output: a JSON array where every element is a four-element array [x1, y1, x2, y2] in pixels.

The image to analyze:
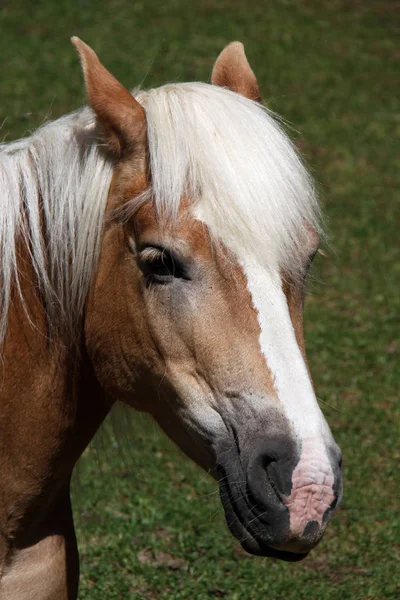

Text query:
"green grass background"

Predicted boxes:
[[1, 1, 399, 598]]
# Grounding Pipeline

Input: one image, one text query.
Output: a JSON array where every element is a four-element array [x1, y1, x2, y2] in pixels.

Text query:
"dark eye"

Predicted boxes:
[[138, 246, 187, 283]]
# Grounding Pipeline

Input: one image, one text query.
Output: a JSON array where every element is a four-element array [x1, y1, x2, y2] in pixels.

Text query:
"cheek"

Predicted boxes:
[[144, 276, 272, 397], [141, 284, 235, 394], [85, 238, 163, 395]]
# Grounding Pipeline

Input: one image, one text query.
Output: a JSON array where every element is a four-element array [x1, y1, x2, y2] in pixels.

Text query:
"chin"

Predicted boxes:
[[240, 536, 309, 562]]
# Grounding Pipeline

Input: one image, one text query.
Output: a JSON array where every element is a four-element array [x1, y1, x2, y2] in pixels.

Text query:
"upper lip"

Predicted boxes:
[[221, 481, 309, 561]]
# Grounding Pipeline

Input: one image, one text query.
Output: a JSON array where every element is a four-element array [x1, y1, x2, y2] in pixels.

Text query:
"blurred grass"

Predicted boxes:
[[1, 1, 399, 598]]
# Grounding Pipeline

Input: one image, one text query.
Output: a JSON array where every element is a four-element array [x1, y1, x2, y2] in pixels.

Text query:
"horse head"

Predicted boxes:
[[74, 38, 342, 561]]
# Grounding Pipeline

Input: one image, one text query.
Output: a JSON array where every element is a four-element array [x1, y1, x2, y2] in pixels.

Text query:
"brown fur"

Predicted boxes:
[[0, 234, 111, 598]]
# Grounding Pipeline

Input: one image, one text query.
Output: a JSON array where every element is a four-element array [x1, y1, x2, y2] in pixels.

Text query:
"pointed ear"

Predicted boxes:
[[71, 37, 146, 157], [211, 42, 260, 102]]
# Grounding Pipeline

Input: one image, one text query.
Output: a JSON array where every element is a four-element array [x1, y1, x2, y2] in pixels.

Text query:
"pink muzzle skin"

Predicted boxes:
[[283, 437, 335, 538]]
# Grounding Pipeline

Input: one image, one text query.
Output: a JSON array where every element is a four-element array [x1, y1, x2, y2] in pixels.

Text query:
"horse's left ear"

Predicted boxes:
[[211, 42, 260, 102], [71, 37, 146, 157]]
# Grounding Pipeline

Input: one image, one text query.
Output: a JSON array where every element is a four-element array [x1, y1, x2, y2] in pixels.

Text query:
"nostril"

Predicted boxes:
[[262, 454, 277, 480], [261, 454, 276, 469], [265, 455, 297, 498], [246, 454, 282, 512], [246, 439, 298, 512], [256, 458, 297, 503], [263, 456, 282, 501]]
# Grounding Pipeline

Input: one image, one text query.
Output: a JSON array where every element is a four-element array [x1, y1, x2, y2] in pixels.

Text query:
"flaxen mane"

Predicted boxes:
[[0, 108, 113, 344]]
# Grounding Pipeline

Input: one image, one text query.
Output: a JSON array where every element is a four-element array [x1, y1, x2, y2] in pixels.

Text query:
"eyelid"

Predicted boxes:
[[138, 246, 165, 263]]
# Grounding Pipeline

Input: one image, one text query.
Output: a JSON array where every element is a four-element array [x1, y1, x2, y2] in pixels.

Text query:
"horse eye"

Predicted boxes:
[[148, 253, 174, 277], [138, 247, 186, 282]]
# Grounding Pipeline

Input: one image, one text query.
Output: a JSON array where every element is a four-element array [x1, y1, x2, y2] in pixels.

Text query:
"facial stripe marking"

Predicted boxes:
[[240, 258, 325, 437], [239, 258, 326, 432], [241, 257, 335, 534]]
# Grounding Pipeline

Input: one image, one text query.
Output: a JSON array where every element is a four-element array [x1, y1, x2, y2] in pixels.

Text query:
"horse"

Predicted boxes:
[[0, 38, 343, 598]]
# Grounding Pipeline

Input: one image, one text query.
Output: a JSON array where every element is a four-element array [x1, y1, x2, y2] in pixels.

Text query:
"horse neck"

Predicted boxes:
[[0, 244, 112, 541]]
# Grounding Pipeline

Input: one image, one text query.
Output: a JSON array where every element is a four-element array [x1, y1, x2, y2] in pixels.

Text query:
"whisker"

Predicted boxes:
[[316, 396, 342, 413]]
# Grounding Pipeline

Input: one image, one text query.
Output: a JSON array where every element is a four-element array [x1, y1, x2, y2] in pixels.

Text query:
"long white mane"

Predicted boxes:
[[0, 108, 113, 343], [0, 82, 320, 345], [135, 83, 321, 269]]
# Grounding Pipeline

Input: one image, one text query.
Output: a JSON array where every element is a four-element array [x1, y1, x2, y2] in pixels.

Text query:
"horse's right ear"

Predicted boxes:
[[71, 37, 146, 157]]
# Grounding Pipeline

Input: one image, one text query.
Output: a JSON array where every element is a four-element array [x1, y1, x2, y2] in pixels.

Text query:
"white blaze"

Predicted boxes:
[[242, 257, 335, 533], [241, 258, 325, 439]]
